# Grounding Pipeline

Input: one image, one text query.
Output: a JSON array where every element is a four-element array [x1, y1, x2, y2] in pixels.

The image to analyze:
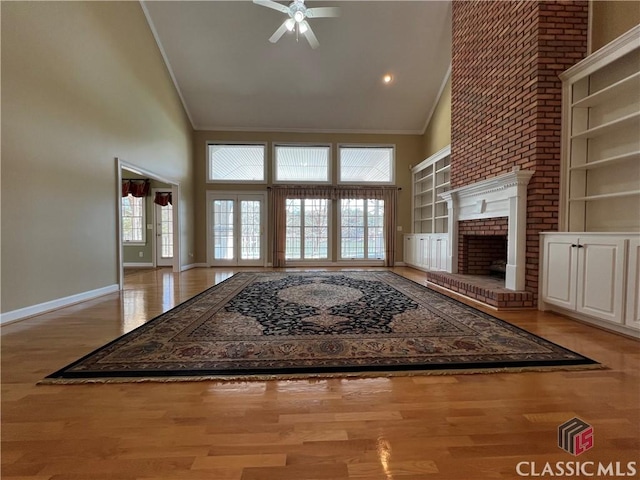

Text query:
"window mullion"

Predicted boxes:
[[300, 201, 306, 260], [363, 204, 369, 260]]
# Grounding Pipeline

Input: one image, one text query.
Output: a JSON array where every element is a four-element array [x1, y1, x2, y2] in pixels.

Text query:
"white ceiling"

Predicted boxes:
[[141, 1, 452, 134]]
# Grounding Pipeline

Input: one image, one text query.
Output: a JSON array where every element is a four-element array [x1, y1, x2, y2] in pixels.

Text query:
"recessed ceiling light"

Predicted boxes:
[[383, 74, 394, 84]]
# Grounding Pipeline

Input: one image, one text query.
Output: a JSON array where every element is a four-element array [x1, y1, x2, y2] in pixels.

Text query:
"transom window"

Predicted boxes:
[[122, 194, 146, 244], [274, 145, 330, 183], [340, 199, 385, 260], [338, 145, 395, 184], [285, 199, 330, 260], [207, 143, 266, 182]]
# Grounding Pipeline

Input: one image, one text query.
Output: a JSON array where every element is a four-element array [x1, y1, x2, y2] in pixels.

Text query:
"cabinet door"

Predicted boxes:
[[430, 235, 448, 271], [541, 235, 578, 310], [576, 236, 626, 324], [625, 237, 640, 330], [404, 235, 416, 266], [418, 236, 430, 269]]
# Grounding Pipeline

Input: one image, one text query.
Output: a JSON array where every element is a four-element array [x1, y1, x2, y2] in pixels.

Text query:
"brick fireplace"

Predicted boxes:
[[428, 170, 536, 308], [432, 0, 589, 307], [458, 218, 508, 276]]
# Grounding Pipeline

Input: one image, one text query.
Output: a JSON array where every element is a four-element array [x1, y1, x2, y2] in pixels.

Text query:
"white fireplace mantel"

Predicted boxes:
[[439, 170, 535, 291]]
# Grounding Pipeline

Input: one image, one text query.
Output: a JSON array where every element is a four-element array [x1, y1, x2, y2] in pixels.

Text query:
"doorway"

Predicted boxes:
[[117, 158, 180, 290]]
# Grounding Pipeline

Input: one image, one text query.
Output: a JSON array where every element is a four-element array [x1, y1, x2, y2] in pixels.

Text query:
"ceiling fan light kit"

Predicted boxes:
[[253, 0, 340, 49]]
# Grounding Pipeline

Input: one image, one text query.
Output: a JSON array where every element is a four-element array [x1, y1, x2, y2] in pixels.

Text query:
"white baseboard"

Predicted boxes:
[[123, 262, 154, 268], [181, 263, 208, 271], [394, 261, 407, 267], [0, 284, 120, 326]]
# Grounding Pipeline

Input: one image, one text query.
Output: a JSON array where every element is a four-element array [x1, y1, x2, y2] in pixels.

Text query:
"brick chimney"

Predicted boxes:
[[450, 1, 589, 300]]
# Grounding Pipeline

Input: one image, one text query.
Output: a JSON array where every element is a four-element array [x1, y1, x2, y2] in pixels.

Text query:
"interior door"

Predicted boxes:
[[208, 193, 266, 266], [154, 192, 174, 267]]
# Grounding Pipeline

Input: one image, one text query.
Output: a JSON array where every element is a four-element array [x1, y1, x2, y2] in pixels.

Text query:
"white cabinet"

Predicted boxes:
[[541, 233, 635, 336], [541, 236, 577, 310], [559, 26, 640, 233], [576, 236, 626, 323], [403, 234, 448, 272], [625, 237, 640, 330], [404, 235, 417, 267], [429, 234, 448, 272]]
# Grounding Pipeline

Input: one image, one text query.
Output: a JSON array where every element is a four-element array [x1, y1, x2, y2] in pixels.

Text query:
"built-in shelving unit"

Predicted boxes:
[[412, 145, 451, 234], [560, 25, 640, 232], [540, 26, 640, 338]]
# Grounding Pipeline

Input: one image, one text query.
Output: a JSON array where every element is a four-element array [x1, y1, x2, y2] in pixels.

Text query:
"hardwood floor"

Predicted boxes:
[[2, 267, 638, 479]]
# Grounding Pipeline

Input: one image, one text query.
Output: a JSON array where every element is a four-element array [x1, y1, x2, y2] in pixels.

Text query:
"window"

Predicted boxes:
[[339, 146, 394, 184], [122, 194, 146, 244], [285, 199, 330, 260], [274, 145, 330, 183], [340, 199, 385, 260], [207, 144, 266, 182]]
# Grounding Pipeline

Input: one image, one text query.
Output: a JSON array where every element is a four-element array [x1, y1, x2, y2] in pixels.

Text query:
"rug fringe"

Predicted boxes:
[[38, 363, 606, 385]]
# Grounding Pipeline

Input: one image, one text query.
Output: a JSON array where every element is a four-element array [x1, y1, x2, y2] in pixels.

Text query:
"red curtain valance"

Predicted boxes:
[[122, 179, 150, 198], [154, 192, 172, 206]]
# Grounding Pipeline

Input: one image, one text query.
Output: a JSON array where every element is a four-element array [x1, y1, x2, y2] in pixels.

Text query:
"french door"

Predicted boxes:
[[207, 192, 266, 266], [154, 190, 174, 267]]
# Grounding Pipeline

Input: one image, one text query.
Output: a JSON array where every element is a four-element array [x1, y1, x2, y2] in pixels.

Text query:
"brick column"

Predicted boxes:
[[451, 1, 588, 300]]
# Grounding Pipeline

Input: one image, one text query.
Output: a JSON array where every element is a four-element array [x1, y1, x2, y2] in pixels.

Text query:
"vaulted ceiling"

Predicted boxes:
[[142, 1, 452, 134]]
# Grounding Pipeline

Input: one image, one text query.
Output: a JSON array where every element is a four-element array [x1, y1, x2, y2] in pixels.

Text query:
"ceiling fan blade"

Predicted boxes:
[[269, 20, 289, 43], [306, 6, 341, 18], [302, 22, 320, 49], [253, 0, 290, 14]]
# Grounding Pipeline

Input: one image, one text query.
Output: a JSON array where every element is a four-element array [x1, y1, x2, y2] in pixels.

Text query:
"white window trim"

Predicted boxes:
[[272, 143, 332, 184], [337, 143, 396, 185], [206, 141, 268, 184], [122, 194, 147, 247]]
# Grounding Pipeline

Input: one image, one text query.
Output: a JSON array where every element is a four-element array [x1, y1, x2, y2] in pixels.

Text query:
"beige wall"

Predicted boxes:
[[1, 2, 194, 313], [193, 131, 423, 264], [422, 76, 452, 159], [591, 1, 640, 52]]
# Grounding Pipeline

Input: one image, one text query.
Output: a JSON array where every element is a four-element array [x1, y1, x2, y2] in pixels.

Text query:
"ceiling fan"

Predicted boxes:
[[253, 0, 340, 49]]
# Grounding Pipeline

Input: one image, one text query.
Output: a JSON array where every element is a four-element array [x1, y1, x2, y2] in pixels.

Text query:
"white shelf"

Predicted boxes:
[[572, 71, 640, 108], [411, 146, 451, 234], [571, 111, 640, 140], [569, 190, 640, 202], [414, 174, 433, 184], [569, 151, 640, 171], [561, 27, 640, 233]]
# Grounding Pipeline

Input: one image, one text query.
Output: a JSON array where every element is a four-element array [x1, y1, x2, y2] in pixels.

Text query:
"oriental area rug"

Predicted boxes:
[[43, 271, 600, 384]]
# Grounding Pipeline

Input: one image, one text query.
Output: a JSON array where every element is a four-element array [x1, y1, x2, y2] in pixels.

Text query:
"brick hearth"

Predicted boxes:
[[426, 272, 535, 309]]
